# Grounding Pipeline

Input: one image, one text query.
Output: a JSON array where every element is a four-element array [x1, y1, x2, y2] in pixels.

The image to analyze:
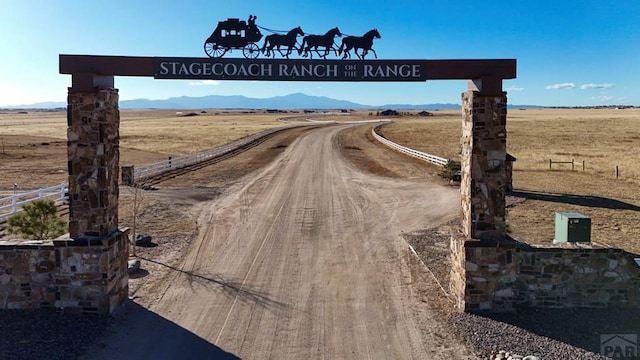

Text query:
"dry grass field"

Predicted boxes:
[[0, 109, 293, 191], [378, 108, 640, 253], [1, 107, 639, 254]]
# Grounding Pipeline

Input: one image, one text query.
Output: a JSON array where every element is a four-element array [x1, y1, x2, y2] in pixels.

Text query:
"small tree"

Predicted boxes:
[[129, 185, 144, 257], [124, 183, 147, 257], [439, 159, 461, 182], [6, 199, 66, 240]]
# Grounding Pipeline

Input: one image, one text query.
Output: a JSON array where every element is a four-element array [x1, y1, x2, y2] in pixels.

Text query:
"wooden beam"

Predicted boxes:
[[60, 55, 155, 77], [426, 59, 516, 80], [60, 55, 516, 93], [60, 55, 515, 80]]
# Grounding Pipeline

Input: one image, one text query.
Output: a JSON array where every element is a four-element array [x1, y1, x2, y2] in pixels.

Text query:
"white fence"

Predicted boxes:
[[371, 123, 448, 166], [0, 183, 68, 220], [1, 122, 440, 221], [132, 121, 335, 183], [1, 122, 334, 220]]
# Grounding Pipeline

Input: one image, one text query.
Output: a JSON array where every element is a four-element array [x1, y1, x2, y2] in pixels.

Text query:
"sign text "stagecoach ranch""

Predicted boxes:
[[154, 58, 427, 82]]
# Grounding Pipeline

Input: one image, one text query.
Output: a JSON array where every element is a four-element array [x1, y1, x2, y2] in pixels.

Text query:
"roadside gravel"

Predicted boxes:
[[0, 310, 109, 360]]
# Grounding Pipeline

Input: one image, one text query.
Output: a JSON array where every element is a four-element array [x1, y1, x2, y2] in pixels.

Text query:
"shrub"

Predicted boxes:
[[439, 159, 461, 182], [6, 199, 66, 240]]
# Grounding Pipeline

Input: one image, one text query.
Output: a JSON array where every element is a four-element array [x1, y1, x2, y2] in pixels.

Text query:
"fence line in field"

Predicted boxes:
[[0, 183, 68, 220], [548, 159, 633, 181], [549, 158, 588, 171], [371, 123, 448, 166]]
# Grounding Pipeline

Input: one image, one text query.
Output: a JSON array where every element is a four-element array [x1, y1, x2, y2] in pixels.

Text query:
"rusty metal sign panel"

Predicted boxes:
[[154, 58, 427, 82]]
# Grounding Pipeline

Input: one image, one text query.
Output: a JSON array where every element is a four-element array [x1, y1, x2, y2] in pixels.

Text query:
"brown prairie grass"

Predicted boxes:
[[378, 108, 640, 253], [0, 109, 291, 153], [0, 110, 291, 190], [117, 110, 289, 156]]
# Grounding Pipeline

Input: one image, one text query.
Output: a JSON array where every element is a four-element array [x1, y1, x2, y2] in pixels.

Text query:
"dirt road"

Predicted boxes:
[[85, 124, 473, 359]]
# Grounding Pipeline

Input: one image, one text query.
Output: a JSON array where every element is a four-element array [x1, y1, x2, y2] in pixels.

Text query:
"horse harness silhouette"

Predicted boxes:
[[204, 16, 380, 59]]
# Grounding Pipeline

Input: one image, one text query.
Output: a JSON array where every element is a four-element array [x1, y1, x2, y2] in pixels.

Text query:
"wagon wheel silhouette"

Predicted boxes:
[[243, 42, 260, 59], [204, 42, 226, 58]]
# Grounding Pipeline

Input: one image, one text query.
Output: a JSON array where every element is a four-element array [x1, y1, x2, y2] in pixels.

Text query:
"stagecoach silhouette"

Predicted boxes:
[[204, 16, 263, 59], [204, 16, 380, 60]]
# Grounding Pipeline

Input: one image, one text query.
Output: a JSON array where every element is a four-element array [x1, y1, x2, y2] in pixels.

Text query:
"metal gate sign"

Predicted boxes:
[[154, 58, 427, 82]]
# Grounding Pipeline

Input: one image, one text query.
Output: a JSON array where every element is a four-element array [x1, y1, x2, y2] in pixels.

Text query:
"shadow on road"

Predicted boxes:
[[510, 189, 640, 211], [139, 256, 291, 313], [81, 300, 241, 360]]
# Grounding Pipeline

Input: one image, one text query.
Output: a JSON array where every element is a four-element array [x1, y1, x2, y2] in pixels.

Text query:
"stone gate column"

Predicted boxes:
[[461, 90, 507, 240], [55, 84, 129, 314], [67, 87, 120, 238]]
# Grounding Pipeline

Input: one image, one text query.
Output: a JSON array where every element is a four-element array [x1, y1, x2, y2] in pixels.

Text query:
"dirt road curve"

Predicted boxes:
[[85, 124, 473, 359]]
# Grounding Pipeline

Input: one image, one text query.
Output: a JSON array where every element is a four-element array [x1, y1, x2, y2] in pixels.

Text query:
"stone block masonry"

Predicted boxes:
[[0, 230, 129, 314], [53, 230, 129, 314], [67, 88, 120, 238], [121, 165, 134, 186], [450, 230, 640, 312], [461, 91, 507, 241], [0, 241, 57, 310]]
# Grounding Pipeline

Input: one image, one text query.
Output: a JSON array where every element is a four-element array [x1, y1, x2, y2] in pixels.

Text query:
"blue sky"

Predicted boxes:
[[1, 0, 638, 107]]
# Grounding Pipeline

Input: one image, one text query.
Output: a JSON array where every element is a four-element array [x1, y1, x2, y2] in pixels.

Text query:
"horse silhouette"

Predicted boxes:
[[338, 29, 381, 60], [261, 26, 305, 58], [298, 27, 342, 59]]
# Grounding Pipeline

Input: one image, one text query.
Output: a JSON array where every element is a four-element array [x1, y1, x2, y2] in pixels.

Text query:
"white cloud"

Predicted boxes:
[[506, 86, 524, 91], [188, 80, 220, 86], [546, 82, 575, 90], [589, 96, 614, 102], [580, 83, 613, 90]]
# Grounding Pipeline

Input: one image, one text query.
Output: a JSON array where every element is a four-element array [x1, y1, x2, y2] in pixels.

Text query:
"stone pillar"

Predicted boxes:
[[62, 85, 128, 314], [67, 88, 120, 238], [121, 165, 134, 186], [461, 91, 507, 240]]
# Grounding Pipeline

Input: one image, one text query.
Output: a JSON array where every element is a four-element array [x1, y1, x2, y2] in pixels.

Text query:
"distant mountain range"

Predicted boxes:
[[2, 92, 540, 110]]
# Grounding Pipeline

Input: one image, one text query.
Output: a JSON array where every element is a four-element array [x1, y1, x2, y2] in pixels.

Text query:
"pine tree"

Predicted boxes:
[[6, 199, 66, 240], [439, 160, 461, 182]]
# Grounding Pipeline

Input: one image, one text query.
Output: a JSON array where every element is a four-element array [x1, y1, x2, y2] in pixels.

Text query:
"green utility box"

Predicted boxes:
[[554, 212, 591, 243]]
